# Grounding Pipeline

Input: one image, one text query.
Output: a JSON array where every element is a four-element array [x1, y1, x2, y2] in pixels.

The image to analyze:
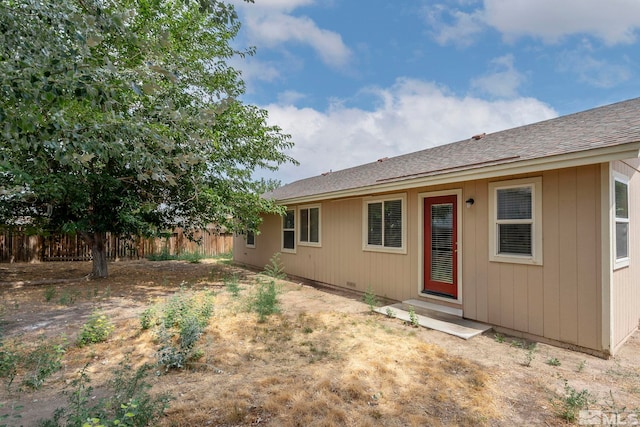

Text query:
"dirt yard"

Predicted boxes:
[[0, 259, 639, 426]]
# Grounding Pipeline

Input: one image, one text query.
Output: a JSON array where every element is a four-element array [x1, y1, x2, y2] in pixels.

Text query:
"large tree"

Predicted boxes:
[[0, 0, 295, 277]]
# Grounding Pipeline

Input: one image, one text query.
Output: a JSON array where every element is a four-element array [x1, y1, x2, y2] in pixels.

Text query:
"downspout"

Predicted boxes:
[[600, 162, 613, 355]]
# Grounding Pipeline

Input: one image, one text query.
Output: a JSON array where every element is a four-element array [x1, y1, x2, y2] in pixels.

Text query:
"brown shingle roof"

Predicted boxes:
[[266, 97, 640, 202]]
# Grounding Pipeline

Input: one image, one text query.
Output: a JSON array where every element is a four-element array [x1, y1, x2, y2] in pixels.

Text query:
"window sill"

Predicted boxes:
[[489, 254, 542, 266], [614, 258, 630, 271], [298, 242, 322, 248], [363, 246, 407, 255]]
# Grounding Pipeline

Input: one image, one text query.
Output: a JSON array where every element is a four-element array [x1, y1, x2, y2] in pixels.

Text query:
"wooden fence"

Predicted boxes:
[[0, 227, 233, 263]]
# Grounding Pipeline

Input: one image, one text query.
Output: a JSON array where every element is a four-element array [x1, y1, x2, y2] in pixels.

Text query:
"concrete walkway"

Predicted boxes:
[[374, 299, 492, 340]]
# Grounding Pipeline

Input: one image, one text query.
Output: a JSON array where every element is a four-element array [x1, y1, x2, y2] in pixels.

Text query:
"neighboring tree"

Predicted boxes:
[[0, 0, 295, 277]]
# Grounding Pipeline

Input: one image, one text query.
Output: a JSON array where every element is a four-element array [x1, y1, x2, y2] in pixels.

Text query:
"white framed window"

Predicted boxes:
[[299, 204, 321, 246], [282, 208, 296, 252], [613, 172, 629, 269], [489, 177, 542, 265], [363, 194, 407, 253], [245, 230, 255, 248]]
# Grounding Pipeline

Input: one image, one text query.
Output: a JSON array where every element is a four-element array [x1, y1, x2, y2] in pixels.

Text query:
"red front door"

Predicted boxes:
[[423, 195, 458, 299]]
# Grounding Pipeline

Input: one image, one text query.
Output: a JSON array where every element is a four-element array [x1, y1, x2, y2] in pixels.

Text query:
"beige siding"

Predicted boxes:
[[611, 159, 640, 351], [235, 164, 607, 352]]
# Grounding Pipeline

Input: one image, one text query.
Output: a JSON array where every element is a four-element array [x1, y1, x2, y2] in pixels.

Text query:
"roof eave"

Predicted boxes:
[[274, 142, 640, 205]]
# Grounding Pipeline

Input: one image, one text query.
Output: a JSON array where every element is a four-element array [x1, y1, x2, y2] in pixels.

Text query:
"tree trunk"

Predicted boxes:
[[81, 231, 109, 278]]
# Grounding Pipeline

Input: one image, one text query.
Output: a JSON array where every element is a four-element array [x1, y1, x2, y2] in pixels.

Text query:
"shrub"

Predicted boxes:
[[263, 253, 286, 279], [22, 338, 66, 390], [77, 311, 114, 347], [250, 279, 280, 322], [224, 274, 242, 297], [144, 290, 214, 371], [362, 286, 379, 312], [0, 335, 66, 391], [554, 380, 594, 422], [37, 363, 170, 427]]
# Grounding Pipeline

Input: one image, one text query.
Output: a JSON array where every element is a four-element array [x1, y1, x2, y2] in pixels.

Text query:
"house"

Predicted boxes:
[[234, 97, 640, 357]]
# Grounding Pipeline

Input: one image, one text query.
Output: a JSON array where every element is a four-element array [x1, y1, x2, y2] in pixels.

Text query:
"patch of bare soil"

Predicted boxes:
[[0, 260, 639, 426]]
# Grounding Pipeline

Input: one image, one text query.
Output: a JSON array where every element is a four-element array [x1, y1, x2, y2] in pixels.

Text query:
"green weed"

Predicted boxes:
[[553, 380, 594, 422], [362, 286, 379, 313], [224, 273, 242, 297], [546, 357, 561, 367], [139, 308, 155, 330], [522, 343, 537, 367], [250, 279, 280, 323], [385, 307, 396, 318], [77, 311, 114, 347], [144, 290, 215, 371], [37, 362, 169, 427], [43, 286, 57, 302], [59, 289, 80, 306], [408, 307, 419, 327], [22, 337, 66, 390], [263, 252, 286, 279]]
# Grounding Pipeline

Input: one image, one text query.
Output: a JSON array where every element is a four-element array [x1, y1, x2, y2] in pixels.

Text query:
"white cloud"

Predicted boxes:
[[277, 90, 307, 105], [558, 50, 631, 88], [234, 1, 351, 69], [262, 79, 557, 183], [470, 54, 526, 98], [428, 0, 640, 45], [424, 5, 486, 47]]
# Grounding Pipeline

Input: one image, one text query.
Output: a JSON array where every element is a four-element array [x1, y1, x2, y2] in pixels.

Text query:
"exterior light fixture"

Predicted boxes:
[[466, 198, 475, 208]]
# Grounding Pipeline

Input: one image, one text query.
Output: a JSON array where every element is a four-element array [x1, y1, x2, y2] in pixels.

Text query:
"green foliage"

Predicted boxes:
[[362, 286, 379, 313], [146, 247, 174, 262], [408, 307, 419, 327], [263, 253, 286, 279], [59, 289, 81, 306], [385, 307, 396, 318], [493, 333, 505, 343], [0, 0, 296, 278], [546, 357, 561, 367], [147, 249, 205, 263], [142, 290, 214, 370], [77, 311, 114, 347], [576, 360, 587, 372], [44, 286, 57, 302], [0, 402, 24, 427], [37, 363, 169, 427], [0, 335, 66, 391], [224, 273, 242, 297], [554, 380, 594, 422], [250, 279, 280, 323], [22, 338, 66, 390], [139, 308, 155, 330], [522, 344, 537, 367], [0, 343, 18, 389]]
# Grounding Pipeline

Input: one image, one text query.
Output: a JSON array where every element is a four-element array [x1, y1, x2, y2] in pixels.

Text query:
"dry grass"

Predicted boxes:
[[0, 260, 499, 426], [7, 260, 639, 426]]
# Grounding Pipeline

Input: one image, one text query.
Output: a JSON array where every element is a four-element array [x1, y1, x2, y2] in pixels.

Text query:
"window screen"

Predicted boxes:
[[496, 186, 533, 256], [299, 206, 320, 244], [283, 210, 295, 250], [615, 179, 629, 261], [367, 199, 403, 249]]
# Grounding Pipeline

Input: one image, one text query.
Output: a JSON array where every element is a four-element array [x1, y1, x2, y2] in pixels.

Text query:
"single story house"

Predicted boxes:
[[234, 97, 640, 357]]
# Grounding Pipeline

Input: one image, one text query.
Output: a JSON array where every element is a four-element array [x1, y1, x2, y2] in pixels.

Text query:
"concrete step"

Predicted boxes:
[[374, 302, 491, 340]]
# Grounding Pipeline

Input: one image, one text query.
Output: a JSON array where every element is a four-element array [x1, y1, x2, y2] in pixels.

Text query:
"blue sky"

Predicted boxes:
[[230, 0, 640, 184]]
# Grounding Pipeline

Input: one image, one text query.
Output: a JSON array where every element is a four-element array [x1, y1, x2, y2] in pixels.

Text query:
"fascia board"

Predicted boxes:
[[274, 143, 640, 205]]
